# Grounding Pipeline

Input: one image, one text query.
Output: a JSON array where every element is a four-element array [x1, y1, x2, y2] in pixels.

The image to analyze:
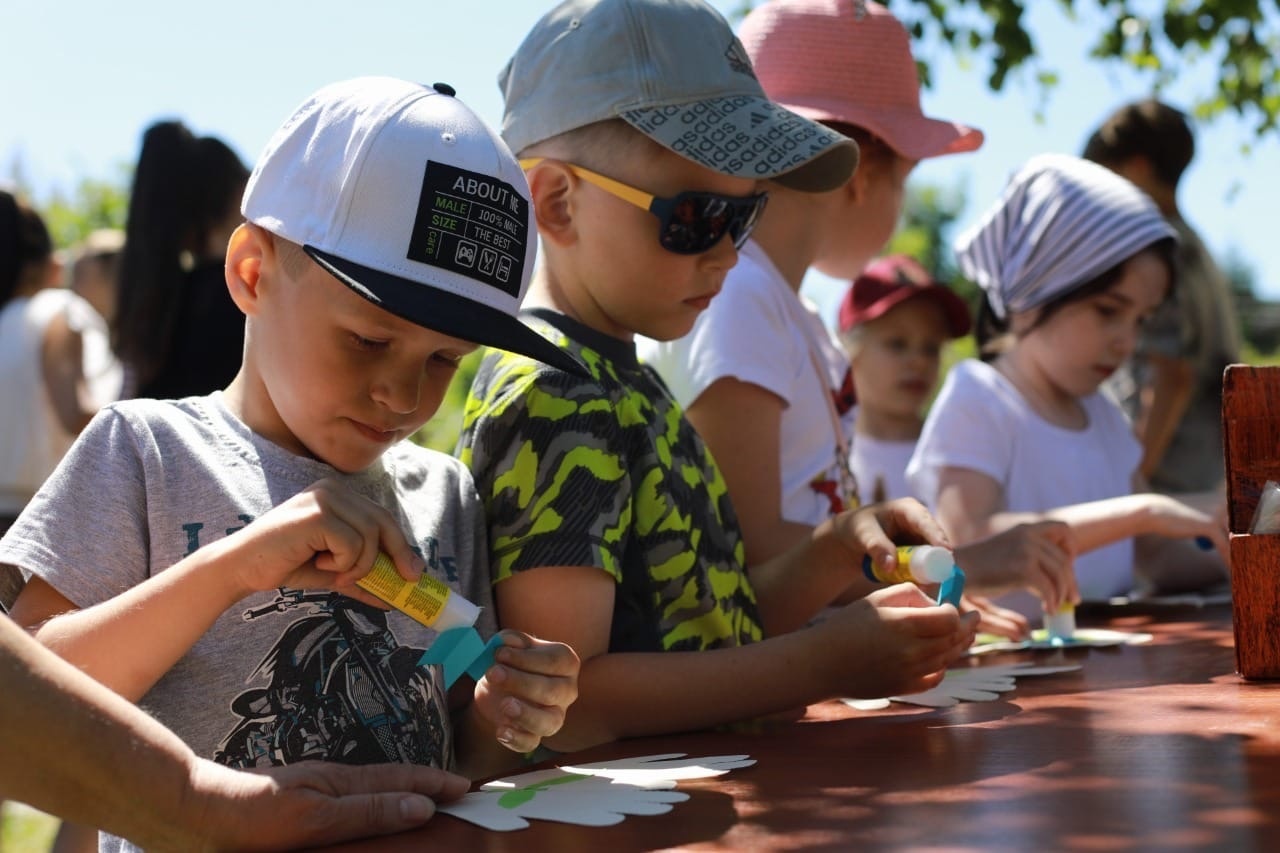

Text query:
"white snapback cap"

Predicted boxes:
[[242, 76, 585, 375]]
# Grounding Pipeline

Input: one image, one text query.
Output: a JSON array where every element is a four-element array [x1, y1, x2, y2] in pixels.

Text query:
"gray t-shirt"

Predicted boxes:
[[0, 392, 494, 777]]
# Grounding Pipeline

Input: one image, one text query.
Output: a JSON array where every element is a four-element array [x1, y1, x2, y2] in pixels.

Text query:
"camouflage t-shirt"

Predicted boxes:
[[458, 309, 763, 653]]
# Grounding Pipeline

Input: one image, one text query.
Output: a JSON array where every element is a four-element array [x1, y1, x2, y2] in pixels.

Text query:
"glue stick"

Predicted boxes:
[[356, 553, 480, 631], [1044, 601, 1077, 641], [862, 545, 955, 586]]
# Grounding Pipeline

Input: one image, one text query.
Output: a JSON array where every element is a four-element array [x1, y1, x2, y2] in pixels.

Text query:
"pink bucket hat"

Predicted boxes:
[[739, 0, 984, 161]]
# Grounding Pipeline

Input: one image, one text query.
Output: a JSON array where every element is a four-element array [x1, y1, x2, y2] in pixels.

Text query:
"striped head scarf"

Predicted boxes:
[[954, 153, 1176, 320]]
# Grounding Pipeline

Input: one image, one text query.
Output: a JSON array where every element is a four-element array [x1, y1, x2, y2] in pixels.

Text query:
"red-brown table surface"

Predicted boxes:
[[322, 602, 1280, 851]]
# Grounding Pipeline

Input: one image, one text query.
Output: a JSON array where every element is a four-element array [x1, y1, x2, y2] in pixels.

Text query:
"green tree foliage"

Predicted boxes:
[[885, 181, 966, 278], [899, 0, 1280, 135], [42, 173, 130, 249], [7, 155, 130, 251], [883, 178, 986, 312], [733, 1, 1280, 137]]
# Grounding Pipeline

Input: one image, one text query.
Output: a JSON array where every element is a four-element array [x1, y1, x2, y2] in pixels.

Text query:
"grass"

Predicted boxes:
[[1, 802, 58, 852]]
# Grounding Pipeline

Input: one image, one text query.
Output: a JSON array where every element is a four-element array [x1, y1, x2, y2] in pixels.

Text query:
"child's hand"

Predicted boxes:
[[1140, 494, 1229, 560], [473, 631, 580, 753], [955, 521, 1077, 612], [960, 593, 1030, 640], [844, 498, 952, 576], [817, 583, 977, 700], [225, 479, 423, 605]]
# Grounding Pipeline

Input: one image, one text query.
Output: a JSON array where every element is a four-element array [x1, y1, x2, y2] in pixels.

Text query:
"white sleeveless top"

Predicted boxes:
[[0, 288, 121, 513]]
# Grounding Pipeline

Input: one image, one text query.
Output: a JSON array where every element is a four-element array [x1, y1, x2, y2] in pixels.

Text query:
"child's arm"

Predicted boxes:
[[452, 631, 580, 779], [1129, 477, 1230, 593], [744, 498, 949, 635], [39, 307, 98, 435], [936, 465, 1227, 586], [8, 479, 423, 702], [939, 465, 1229, 552], [495, 567, 974, 753], [684, 379, 818, 564]]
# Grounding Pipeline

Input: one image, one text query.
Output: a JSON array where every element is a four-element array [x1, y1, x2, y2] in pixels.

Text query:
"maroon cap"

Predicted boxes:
[[838, 255, 971, 337]]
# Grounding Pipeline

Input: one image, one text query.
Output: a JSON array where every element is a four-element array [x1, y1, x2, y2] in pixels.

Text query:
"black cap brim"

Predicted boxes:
[[306, 246, 588, 377]]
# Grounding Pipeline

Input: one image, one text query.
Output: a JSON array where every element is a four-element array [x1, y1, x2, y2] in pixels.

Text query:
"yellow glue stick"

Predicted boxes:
[[356, 553, 480, 631], [862, 545, 955, 585]]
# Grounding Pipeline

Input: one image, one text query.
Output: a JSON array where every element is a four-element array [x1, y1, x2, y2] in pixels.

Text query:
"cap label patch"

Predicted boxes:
[[407, 161, 527, 298], [624, 101, 837, 178]]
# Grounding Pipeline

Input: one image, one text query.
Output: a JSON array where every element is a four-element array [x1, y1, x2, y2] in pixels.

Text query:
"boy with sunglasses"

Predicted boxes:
[[457, 0, 977, 753]]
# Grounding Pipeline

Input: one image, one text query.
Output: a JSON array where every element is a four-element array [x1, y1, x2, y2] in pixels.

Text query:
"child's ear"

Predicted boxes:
[[225, 223, 268, 315], [845, 160, 870, 205], [525, 161, 578, 248]]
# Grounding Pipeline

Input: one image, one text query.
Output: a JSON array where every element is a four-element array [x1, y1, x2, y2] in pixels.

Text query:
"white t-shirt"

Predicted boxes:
[[849, 413, 918, 502], [906, 359, 1142, 608], [638, 240, 856, 527], [0, 288, 122, 514]]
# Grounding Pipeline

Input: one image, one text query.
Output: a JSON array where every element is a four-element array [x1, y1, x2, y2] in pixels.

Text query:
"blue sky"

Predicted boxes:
[[5, 0, 1277, 319]]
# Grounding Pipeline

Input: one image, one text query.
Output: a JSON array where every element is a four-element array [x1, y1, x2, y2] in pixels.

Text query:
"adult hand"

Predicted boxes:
[[184, 759, 470, 851]]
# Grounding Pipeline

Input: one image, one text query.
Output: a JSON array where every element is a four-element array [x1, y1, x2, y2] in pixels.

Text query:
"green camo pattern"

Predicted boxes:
[[458, 317, 762, 653]]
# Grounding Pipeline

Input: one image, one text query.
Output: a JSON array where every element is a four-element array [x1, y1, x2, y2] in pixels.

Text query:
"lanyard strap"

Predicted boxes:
[[802, 343, 861, 510]]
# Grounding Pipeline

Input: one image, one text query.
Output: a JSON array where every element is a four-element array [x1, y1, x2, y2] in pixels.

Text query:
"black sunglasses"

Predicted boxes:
[[520, 158, 768, 255]]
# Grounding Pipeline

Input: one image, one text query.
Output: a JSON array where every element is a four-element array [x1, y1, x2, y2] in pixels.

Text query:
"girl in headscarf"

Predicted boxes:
[[906, 154, 1228, 619]]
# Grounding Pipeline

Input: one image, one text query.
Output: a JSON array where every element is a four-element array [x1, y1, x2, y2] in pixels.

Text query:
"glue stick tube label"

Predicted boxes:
[[356, 553, 480, 632], [862, 545, 954, 585]]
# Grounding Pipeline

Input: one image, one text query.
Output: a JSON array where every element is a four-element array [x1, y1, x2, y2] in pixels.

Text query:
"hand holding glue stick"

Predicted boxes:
[[357, 552, 481, 631], [356, 553, 498, 687], [862, 545, 966, 607], [358, 554, 580, 761]]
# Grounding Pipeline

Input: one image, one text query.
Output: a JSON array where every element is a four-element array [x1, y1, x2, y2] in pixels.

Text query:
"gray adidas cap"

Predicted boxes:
[[499, 0, 859, 192]]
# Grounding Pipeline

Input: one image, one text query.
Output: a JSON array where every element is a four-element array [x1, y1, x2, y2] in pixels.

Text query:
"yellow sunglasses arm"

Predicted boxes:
[[518, 158, 654, 211]]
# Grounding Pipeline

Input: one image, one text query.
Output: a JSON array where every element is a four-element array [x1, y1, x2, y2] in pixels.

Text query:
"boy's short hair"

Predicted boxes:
[[521, 119, 665, 173], [499, 0, 859, 192], [1083, 99, 1195, 188], [241, 76, 583, 375]]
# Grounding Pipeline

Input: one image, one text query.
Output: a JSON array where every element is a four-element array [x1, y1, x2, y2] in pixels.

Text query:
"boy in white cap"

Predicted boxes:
[[458, 0, 976, 754], [1, 77, 579, 816]]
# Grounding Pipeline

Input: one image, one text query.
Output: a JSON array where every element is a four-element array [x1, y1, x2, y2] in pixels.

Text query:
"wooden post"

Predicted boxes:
[[1222, 365, 1280, 679]]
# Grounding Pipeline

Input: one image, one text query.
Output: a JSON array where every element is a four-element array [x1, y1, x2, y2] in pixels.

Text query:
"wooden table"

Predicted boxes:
[[324, 602, 1280, 851]]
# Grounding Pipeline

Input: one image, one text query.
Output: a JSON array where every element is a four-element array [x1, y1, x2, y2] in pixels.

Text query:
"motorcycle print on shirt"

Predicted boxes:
[[213, 589, 450, 769]]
